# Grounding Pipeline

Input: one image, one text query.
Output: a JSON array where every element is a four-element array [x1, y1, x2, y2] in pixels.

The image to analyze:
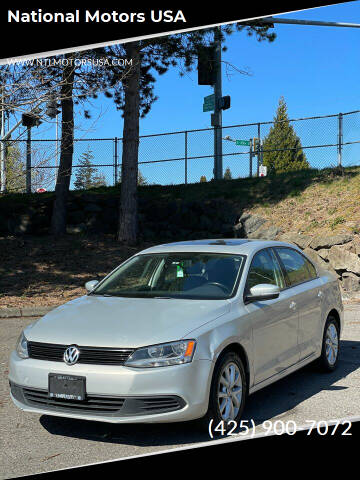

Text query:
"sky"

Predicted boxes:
[[22, 1, 360, 186], [83, 1, 360, 134]]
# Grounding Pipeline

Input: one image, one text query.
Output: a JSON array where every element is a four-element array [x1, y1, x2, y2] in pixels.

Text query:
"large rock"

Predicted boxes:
[[309, 234, 353, 250], [327, 244, 360, 275], [278, 233, 312, 249], [339, 237, 360, 255], [303, 247, 339, 277], [341, 272, 360, 292], [317, 249, 329, 260], [238, 213, 267, 237], [248, 224, 281, 241]]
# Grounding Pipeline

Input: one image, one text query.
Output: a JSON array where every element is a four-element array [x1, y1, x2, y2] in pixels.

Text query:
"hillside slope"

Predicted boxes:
[[0, 166, 359, 237]]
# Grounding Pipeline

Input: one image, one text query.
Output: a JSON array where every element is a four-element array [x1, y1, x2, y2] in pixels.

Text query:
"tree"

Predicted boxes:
[[92, 173, 107, 188], [50, 52, 76, 234], [224, 167, 232, 180], [74, 148, 95, 189], [0, 50, 122, 232], [137, 169, 147, 186], [115, 168, 147, 186], [4, 143, 25, 192], [74, 148, 107, 190], [262, 97, 309, 174], [200, 175, 207, 183], [105, 24, 276, 244]]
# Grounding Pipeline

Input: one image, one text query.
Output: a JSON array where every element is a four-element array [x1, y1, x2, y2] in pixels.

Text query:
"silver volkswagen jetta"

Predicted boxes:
[[9, 239, 343, 425]]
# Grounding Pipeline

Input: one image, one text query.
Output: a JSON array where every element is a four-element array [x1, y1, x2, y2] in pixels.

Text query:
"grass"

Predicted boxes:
[[1, 165, 359, 307], [1, 165, 360, 237]]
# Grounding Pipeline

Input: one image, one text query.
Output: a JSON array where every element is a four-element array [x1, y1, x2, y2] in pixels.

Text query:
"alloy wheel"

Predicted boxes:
[[325, 323, 339, 366], [217, 361, 243, 421]]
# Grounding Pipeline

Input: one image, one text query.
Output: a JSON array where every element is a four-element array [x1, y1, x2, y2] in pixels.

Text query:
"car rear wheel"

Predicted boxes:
[[201, 351, 247, 429], [317, 316, 340, 372]]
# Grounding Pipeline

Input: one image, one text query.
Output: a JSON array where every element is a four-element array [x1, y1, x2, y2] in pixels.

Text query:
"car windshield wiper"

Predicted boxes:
[[90, 293, 112, 297], [153, 296, 174, 299]]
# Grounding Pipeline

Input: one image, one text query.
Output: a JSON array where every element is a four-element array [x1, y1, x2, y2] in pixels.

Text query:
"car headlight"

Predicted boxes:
[[125, 340, 196, 368], [16, 331, 29, 359]]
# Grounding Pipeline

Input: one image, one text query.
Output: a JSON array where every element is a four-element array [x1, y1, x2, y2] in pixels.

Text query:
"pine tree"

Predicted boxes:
[[74, 148, 101, 190], [224, 167, 232, 180], [92, 173, 107, 188], [262, 97, 309, 174]]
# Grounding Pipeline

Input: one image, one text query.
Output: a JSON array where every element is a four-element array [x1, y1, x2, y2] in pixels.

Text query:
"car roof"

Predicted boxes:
[[139, 239, 298, 256]]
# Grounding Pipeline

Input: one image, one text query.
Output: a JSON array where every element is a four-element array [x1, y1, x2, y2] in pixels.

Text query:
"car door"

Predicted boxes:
[[274, 247, 323, 361], [244, 248, 300, 385]]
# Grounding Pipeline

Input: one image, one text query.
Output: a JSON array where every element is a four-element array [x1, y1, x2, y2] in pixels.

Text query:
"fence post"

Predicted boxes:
[[337, 113, 343, 167], [184, 131, 188, 184], [249, 139, 253, 178], [0, 140, 5, 194], [26, 126, 32, 193], [257, 123, 261, 176], [114, 137, 118, 185], [0, 87, 5, 194]]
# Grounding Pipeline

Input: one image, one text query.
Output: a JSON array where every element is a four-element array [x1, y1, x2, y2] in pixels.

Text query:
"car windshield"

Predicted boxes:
[[92, 252, 245, 300]]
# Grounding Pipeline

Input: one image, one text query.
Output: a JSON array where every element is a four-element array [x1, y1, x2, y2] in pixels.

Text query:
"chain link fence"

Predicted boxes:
[[1, 110, 360, 193]]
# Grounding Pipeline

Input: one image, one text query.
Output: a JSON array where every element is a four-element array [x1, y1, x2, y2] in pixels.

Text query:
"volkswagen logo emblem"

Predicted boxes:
[[63, 345, 80, 365]]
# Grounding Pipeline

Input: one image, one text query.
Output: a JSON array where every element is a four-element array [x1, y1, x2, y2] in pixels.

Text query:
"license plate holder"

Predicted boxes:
[[48, 374, 86, 401]]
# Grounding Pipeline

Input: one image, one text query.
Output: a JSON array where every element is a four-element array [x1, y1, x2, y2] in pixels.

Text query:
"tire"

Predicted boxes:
[[316, 316, 340, 372], [200, 351, 247, 430]]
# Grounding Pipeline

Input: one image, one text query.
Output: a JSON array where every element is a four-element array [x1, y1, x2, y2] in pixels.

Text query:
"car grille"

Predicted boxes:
[[10, 383, 186, 417], [28, 342, 134, 366]]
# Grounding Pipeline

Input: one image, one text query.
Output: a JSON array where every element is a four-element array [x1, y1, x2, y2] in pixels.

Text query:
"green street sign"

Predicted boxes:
[[203, 94, 215, 112], [235, 139, 250, 146], [203, 103, 214, 112], [204, 94, 214, 103]]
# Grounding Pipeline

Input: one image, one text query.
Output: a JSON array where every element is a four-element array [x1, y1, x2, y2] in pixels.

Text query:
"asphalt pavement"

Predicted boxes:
[[1, 304, 359, 479]]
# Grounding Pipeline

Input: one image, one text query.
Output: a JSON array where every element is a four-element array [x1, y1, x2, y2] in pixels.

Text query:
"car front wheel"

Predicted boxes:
[[203, 351, 247, 428]]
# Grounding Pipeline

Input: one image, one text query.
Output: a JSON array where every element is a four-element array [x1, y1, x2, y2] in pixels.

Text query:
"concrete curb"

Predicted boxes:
[[0, 306, 60, 318]]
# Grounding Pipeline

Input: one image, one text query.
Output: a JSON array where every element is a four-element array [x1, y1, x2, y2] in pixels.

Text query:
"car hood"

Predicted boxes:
[[26, 295, 230, 348]]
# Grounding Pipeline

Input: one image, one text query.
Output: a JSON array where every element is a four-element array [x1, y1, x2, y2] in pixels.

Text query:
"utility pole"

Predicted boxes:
[[0, 87, 5, 194], [55, 113, 59, 189], [26, 126, 32, 194], [213, 27, 223, 180]]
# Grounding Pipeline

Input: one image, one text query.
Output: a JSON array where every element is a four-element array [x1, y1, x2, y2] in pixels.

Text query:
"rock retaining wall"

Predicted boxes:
[[1, 196, 359, 293]]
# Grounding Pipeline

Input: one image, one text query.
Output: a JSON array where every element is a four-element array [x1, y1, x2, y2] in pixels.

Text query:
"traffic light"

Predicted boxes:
[[197, 46, 216, 85], [219, 95, 230, 110], [252, 138, 260, 152], [22, 113, 42, 128], [45, 94, 61, 118]]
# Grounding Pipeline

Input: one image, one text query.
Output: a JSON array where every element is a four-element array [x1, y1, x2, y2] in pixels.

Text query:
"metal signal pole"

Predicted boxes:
[[26, 126, 32, 194], [213, 27, 223, 180], [0, 87, 5, 194]]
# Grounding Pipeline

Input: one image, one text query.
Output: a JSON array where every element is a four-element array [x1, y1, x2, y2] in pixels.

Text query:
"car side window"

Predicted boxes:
[[246, 249, 285, 292], [305, 258, 317, 279], [275, 248, 313, 286]]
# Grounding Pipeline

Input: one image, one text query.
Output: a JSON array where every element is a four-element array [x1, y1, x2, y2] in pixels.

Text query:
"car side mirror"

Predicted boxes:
[[245, 284, 280, 302], [85, 280, 99, 293]]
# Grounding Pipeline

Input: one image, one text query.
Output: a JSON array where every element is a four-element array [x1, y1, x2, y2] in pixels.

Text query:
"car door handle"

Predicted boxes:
[[318, 290, 324, 298], [289, 301, 297, 310]]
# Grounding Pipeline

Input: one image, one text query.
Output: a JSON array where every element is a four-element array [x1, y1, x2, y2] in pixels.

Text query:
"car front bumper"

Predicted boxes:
[[8, 351, 213, 423]]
